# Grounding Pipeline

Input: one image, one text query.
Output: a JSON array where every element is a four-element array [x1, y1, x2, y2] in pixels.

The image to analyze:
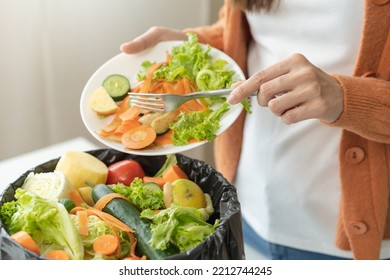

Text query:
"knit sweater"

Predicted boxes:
[[187, 0, 390, 259]]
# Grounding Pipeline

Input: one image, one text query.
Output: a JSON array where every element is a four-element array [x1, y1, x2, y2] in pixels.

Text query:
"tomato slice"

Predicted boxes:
[[106, 160, 145, 186]]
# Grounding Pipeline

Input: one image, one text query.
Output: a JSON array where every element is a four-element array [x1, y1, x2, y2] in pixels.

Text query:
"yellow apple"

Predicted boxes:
[[170, 179, 206, 208]]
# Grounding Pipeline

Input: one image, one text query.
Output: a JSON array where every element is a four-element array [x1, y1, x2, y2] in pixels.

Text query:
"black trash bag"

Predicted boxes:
[[0, 148, 245, 260]]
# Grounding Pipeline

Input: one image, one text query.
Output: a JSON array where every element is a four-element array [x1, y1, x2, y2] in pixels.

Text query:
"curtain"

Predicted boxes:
[[0, 0, 221, 166]]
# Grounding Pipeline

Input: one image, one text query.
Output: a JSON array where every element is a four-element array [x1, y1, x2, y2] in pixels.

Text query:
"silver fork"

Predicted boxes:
[[128, 88, 258, 112]]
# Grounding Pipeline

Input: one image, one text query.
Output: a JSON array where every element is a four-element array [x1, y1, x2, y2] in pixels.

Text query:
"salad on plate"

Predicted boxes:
[[81, 33, 249, 155]]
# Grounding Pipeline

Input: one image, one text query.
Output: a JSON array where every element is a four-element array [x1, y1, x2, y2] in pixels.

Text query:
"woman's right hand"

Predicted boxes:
[[120, 26, 187, 54]]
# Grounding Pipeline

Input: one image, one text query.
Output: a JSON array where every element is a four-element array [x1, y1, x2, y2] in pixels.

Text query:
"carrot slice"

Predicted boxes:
[[174, 79, 185, 94], [69, 189, 87, 207], [94, 193, 129, 212], [121, 126, 157, 150], [179, 100, 207, 113], [101, 116, 122, 133], [70, 207, 134, 233], [162, 164, 188, 183], [162, 82, 175, 94], [11, 231, 41, 255], [182, 77, 193, 94], [77, 210, 89, 236], [93, 234, 119, 256], [119, 106, 141, 122], [114, 119, 140, 134], [117, 95, 131, 113], [98, 132, 122, 143], [143, 176, 165, 187], [154, 129, 173, 145], [45, 250, 70, 260], [140, 63, 163, 93]]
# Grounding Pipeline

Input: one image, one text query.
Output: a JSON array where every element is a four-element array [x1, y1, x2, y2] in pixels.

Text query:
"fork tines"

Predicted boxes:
[[128, 93, 165, 112]]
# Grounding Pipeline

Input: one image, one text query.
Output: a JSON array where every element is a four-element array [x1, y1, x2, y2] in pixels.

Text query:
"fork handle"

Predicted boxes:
[[187, 88, 259, 98]]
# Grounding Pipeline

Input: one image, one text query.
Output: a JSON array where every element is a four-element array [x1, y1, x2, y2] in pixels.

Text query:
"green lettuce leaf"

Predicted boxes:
[[170, 101, 231, 145], [137, 33, 235, 91], [0, 200, 19, 229], [111, 178, 164, 210], [8, 189, 84, 259], [141, 205, 218, 252]]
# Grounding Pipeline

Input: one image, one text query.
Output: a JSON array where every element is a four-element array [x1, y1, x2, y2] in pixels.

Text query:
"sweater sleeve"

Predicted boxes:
[[183, 4, 226, 50], [326, 74, 390, 144]]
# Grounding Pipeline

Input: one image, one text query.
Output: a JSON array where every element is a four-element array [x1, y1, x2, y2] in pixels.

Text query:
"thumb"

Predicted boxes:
[[120, 27, 187, 54]]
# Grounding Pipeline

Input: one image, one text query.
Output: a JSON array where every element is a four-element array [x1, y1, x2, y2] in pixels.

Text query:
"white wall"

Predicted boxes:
[[0, 0, 224, 165]]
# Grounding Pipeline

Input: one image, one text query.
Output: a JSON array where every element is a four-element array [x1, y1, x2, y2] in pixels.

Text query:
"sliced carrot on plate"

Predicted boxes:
[[179, 99, 207, 113], [114, 119, 140, 134], [154, 129, 173, 145], [101, 116, 122, 133], [119, 106, 141, 122], [121, 126, 157, 150]]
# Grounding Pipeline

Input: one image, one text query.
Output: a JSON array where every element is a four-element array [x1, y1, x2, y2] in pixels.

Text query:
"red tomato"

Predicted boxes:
[[106, 159, 145, 185]]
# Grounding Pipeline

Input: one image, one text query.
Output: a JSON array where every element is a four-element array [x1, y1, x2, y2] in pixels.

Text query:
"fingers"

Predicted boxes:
[[267, 86, 318, 124], [266, 73, 320, 116], [279, 100, 322, 124], [227, 53, 343, 124], [120, 27, 187, 54], [227, 58, 291, 105]]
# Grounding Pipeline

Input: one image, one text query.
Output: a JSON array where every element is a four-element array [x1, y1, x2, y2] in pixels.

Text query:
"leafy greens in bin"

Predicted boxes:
[[4, 189, 84, 260], [141, 205, 218, 253]]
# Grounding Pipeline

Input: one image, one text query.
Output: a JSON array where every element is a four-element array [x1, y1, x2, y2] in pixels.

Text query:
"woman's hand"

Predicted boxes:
[[227, 53, 344, 124], [120, 26, 187, 54]]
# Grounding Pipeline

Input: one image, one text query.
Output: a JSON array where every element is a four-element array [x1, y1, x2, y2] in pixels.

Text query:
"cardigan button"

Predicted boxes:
[[371, 0, 390, 5], [345, 147, 365, 164], [348, 221, 368, 235]]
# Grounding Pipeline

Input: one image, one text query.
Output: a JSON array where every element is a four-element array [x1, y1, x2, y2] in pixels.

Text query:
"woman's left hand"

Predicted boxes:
[[227, 53, 344, 124]]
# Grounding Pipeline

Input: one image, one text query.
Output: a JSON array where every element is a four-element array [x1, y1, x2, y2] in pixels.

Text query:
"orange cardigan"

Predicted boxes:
[[187, 0, 390, 259]]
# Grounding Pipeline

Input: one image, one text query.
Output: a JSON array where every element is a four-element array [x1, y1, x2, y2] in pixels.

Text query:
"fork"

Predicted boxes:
[[128, 88, 258, 113]]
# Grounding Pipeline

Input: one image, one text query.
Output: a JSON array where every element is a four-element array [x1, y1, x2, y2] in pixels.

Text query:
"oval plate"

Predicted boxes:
[[80, 41, 245, 156]]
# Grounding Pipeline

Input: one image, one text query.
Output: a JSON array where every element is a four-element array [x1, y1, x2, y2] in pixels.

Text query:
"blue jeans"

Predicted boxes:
[[242, 218, 350, 260]]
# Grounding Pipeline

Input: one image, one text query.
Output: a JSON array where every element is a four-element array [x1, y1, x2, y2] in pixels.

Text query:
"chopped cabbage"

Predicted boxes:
[[21, 170, 72, 201]]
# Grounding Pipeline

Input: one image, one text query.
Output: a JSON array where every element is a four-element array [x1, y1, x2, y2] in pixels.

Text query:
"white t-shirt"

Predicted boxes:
[[236, 0, 390, 258]]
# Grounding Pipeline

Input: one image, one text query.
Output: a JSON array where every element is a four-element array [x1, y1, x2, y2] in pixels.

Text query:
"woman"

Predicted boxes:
[[120, 0, 390, 259]]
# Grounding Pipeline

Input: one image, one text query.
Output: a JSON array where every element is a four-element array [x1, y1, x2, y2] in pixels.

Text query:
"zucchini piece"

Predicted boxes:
[[143, 182, 161, 191], [151, 110, 180, 135], [139, 112, 162, 127], [102, 74, 130, 101], [58, 198, 76, 213], [91, 184, 178, 259]]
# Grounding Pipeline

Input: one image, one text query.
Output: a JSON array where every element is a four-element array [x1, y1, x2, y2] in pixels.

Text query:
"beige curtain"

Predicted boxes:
[[0, 0, 223, 166]]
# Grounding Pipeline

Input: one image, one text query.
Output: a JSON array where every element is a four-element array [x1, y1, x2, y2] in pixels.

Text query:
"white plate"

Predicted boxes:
[[80, 41, 245, 156]]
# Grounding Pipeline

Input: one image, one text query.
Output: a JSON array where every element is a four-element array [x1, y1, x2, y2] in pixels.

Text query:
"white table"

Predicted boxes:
[[0, 137, 99, 193]]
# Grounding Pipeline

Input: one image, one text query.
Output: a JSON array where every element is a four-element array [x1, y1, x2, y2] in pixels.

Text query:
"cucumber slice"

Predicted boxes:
[[102, 74, 130, 101], [58, 198, 76, 213]]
